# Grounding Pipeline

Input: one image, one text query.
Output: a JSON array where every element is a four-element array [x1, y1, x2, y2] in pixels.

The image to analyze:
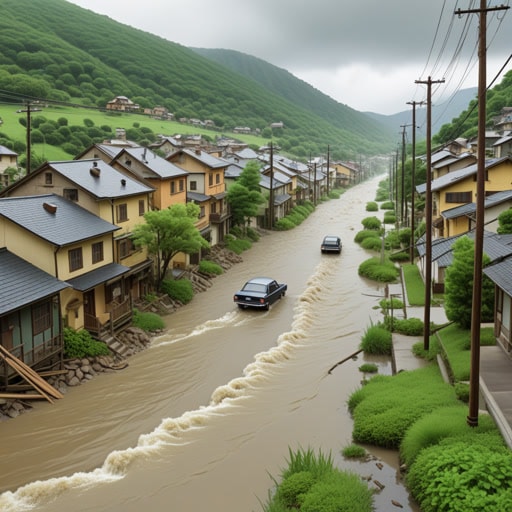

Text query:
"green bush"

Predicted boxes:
[[348, 366, 459, 448], [360, 324, 392, 355], [398, 227, 412, 246], [399, 405, 501, 466], [63, 327, 111, 359], [198, 259, 223, 275], [358, 257, 400, 283], [380, 201, 394, 210], [246, 226, 261, 241], [264, 448, 373, 512], [354, 229, 381, 244], [383, 213, 396, 224], [274, 217, 295, 230], [361, 216, 381, 230], [360, 236, 382, 251], [366, 201, 378, 211], [132, 309, 165, 332], [406, 440, 512, 512], [389, 250, 411, 262], [379, 297, 404, 311], [389, 317, 424, 336], [341, 444, 368, 459], [225, 235, 252, 253], [358, 363, 378, 374], [160, 278, 194, 304]]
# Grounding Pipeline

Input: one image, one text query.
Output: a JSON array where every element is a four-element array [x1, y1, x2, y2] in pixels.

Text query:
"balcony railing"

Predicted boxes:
[[209, 210, 230, 223], [84, 297, 132, 338]]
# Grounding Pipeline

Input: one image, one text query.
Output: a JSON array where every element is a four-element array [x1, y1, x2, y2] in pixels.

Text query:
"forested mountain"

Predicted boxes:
[[0, 0, 396, 160]]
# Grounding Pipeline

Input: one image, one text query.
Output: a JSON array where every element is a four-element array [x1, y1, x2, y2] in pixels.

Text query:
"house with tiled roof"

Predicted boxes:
[[0, 248, 70, 386], [0, 194, 131, 341], [168, 148, 230, 250], [0, 145, 18, 188], [0, 159, 156, 302]]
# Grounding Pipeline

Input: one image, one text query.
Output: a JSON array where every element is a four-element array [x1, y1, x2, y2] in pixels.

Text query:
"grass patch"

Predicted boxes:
[[401, 263, 425, 306], [160, 278, 194, 304], [360, 324, 392, 355], [132, 309, 165, 332], [358, 257, 400, 283]]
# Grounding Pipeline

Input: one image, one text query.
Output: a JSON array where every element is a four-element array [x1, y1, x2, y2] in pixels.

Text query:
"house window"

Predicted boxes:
[[179, 179, 184, 192], [119, 238, 135, 259], [116, 203, 128, 222], [208, 174, 213, 187], [105, 281, 123, 304], [216, 173, 220, 184], [199, 206, 205, 218], [190, 181, 197, 191], [32, 302, 51, 335], [68, 247, 83, 272], [92, 241, 104, 264], [170, 181, 176, 194], [445, 191, 472, 203], [44, 172, 53, 185], [63, 188, 78, 201], [139, 199, 145, 216]]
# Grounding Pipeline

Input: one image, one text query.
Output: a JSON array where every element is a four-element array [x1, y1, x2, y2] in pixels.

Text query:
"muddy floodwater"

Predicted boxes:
[[0, 176, 420, 511]]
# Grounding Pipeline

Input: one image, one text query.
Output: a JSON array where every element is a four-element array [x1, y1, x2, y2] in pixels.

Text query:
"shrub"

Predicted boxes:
[[383, 213, 396, 224], [160, 278, 194, 304], [246, 227, 260, 241], [361, 216, 381, 230], [348, 366, 459, 448], [274, 217, 295, 230], [358, 363, 378, 374], [389, 317, 424, 336], [389, 250, 410, 262], [198, 259, 223, 275], [360, 324, 392, 355], [366, 201, 378, 211], [399, 405, 500, 466], [398, 227, 412, 246], [384, 230, 401, 249], [225, 235, 252, 253], [406, 440, 512, 512], [341, 444, 367, 459], [132, 309, 165, 332], [358, 257, 399, 283], [380, 201, 394, 210], [63, 327, 111, 359], [379, 297, 404, 311], [354, 229, 381, 244], [360, 236, 382, 251]]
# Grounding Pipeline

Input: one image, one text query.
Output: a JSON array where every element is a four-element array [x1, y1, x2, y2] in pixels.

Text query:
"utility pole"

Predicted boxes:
[[399, 125, 409, 225], [269, 141, 274, 229], [326, 145, 330, 196], [17, 102, 41, 174], [456, 0, 509, 428], [395, 145, 399, 215], [415, 76, 444, 351], [407, 101, 423, 263]]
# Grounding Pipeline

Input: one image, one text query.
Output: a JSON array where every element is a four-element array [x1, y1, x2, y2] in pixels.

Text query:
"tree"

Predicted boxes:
[[132, 203, 209, 290], [226, 162, 265, 232], [444, 236, 495, 329], [497, 208, 512, 234]]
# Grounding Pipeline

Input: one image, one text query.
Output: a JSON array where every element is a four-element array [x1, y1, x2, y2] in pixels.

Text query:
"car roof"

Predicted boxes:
[[246, 277, 275, 285], [323, 235, 340, 241]]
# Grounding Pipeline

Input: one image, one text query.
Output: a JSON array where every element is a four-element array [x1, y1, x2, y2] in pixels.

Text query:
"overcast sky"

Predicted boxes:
[[67, 0, 512, 115]]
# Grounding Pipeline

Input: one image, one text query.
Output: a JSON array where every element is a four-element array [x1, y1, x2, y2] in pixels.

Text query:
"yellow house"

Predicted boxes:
[[110, 146, 188, 211], [0, 194, 131, 339], [1, 159, 156, 302], [333, 161, 358, 186], [168, 148, 230, 248], [417, 157, 512, 238]]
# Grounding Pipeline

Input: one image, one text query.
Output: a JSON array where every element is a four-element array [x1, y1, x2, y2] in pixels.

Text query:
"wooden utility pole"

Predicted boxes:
[[456, 0, 509, 428], [415, 76, 444, 350], [326, 145, 330, 196], [399, 125, 410, 224], [407, 101, 423, 263], [17, 102, 41, 174], [269, 141, 274, 229]]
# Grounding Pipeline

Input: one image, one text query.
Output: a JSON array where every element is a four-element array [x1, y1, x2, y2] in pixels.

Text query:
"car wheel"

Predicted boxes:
[[237, 304, 245, 309], [264, 302, 270, 311]]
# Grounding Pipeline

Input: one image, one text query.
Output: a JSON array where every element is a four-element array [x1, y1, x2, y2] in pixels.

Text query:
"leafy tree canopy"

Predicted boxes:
[[132, 203, 209, 289]]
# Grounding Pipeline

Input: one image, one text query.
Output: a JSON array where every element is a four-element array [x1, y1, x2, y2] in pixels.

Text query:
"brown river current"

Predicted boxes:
[[0, 176, 420, 511]]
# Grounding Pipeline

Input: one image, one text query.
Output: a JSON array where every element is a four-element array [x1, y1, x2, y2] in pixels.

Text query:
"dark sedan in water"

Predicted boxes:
[[233, 277, 287, 310]]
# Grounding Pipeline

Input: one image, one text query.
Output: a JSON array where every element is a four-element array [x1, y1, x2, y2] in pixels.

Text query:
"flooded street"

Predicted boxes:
[[0, 176, 419, 511]]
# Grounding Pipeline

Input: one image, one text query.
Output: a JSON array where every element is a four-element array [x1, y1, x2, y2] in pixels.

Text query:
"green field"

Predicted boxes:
[[0, 103, 268, 162]]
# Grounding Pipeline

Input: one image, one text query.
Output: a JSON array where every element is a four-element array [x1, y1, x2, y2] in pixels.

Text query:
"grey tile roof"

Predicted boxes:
[[94, 144, 125, 159], [484, 257, 512, 295], [416, 157, 506, 194], [0, 194, 119, 246], [66, 262, 129, 292], [181, 148, 227, 169], [0, 248, 70, 315], [187, 191, 210, 203], [49, 159, 154, 198], [442, 189, 512, 219], [117, 147, 188, 179], [0, 145, 17, 156]]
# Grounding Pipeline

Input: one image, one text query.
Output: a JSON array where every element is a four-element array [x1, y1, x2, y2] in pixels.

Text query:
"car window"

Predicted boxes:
[[243, 283, 267, 293]]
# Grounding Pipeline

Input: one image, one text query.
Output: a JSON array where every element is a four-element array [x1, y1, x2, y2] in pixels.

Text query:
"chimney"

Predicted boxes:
[[43, 202, 57, 214], [195, 149, 201, 155], [90, 161, 101, 177]]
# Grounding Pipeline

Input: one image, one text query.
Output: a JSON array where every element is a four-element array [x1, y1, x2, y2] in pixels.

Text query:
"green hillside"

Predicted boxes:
[[0, 0, 395, 163]]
